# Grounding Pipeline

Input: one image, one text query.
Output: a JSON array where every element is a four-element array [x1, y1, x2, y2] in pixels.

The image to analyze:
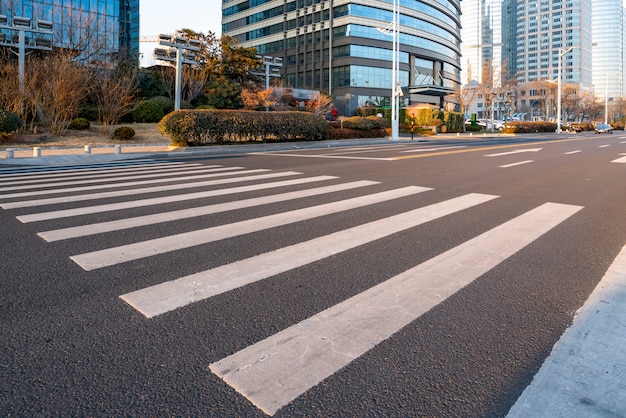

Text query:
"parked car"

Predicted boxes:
[[594, 123, 613, 134]]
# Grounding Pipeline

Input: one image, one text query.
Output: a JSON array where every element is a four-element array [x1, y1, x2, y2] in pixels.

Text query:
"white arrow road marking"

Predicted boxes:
[[611, 154, 626, 163], [400, 146, 467, 153], [119, 193, 497, 318], [209, 202, 583, 416], [500, 160, 534, 168], [485, 148, 542, 157]]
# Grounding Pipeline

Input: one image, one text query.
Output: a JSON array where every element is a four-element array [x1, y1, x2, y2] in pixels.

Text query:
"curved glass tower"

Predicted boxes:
[[223, 0, 462, 115]]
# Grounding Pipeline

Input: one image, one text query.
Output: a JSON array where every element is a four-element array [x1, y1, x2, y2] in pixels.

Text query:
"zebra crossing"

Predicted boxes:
[[0, 160, 584, 416]]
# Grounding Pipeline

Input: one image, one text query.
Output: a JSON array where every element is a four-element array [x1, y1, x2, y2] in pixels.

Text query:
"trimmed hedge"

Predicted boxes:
[[158, 110, 329, 146], [133, 100, 164, 123], [69, 117, 90, 130], [113, 126, 136, 140], [502, 121, 557, 133]]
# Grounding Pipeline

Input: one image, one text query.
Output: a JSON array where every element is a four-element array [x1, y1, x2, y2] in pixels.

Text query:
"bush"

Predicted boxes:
[[158, 110, 329, 146], [76, 105, 99, 121], [501, 121, 557, 133], [0, 110, 23, 134], [68, 117, 90, 130], [341, 115, 389, 130], [150, 96, 174, 114], [112, 126, 136, 140], [133, 100, 164, 123]]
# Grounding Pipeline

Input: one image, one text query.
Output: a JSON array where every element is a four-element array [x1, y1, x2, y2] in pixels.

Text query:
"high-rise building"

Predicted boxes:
[[222, 0, 463, 115], [591, 0, 624, 104], [515, 0, 592, 88], [460, 0, 505, 86], [0, 0, 140, 63]]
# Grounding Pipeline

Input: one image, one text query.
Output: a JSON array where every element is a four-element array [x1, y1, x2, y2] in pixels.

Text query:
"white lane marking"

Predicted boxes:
[[500, 160, 534, 168], [250, 152, 394, 161], [485, 148, 542, 157], [564, 150, 582, 155], [0, 167, 254, 198], [210, 202, 583, 416], [72, 186, 432, 271], [598, 144, 611, 148], [400, 146, 467, 153], [38, 181, 379, 241], [611, 154, 626, 163], [17, 176, 335, 222], [119, 193, 497, 318], [1, 172, 302, 209], [0, 162, 201, 184]]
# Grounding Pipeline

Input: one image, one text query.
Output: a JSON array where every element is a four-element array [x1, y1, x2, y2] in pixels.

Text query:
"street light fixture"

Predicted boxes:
[[557, 47, 573, 134], [0, 15, 53, 95], [604, 72, 619, 125], [376, 0, 401, 141], [154, 33, 200, 110]]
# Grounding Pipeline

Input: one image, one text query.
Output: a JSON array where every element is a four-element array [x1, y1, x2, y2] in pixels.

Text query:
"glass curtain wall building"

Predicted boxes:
[[591, 0, 624, 103], [223, 0, 462, 115], [0, 0, 140, 63]]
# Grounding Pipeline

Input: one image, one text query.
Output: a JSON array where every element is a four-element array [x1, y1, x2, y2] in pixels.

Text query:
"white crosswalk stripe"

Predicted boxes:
[[37, 180, 380, 241], [209, 202, 582, 416], [15, 176, 337, 222], [1, 171, 303, 209], [119, 192, 496, 317], [71, 186, 432, 271], [0, 167, 265, 199], [1, 161, 587, 416]]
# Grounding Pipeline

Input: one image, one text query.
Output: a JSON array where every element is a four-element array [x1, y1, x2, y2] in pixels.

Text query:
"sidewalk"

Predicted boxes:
[[1, 134, 625, 417]]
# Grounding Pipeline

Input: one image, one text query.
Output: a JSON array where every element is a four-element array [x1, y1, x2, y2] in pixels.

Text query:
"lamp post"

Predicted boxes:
[[154, 34, 201, 110], [0, 14, 53, 94], [376, 0, 401, 141], [557, 47, 573, 134], [250, 55, 283, 111], [604, 72, 619, 125]]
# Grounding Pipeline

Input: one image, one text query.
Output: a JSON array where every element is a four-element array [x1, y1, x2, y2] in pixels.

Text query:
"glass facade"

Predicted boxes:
[[591, 0, 624, 101], [222, 0, 462, 115], [0, 0, 140, 63]]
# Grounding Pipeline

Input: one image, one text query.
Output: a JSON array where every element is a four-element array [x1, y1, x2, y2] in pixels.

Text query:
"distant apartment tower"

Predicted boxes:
[[591, 0, 624, 104], [222, 0, 463, 115], [0, 0, 140, 63], [515, 0, 592, 88]]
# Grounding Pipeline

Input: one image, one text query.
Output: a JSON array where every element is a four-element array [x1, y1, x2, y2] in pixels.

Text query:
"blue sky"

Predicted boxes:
[[140, 0, 221, 37], [140, 0, 221, 66]]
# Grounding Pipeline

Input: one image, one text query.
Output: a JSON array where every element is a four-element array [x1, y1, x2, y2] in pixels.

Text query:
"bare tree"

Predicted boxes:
[[0, 60, 23, 115], [306, 92, 334, 117], [92, 64, 138, 134], [25, 52, 91, 134]]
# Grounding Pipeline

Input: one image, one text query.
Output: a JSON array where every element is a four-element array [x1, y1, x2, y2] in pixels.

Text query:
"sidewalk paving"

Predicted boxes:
[[1, 133, 625, 417]]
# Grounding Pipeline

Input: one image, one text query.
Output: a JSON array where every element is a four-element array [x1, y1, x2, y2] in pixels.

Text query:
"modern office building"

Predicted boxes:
[[460, 0, 504, 86], [461, 0, 595, 120], [222, 0, 463, 115], [591, 0, 624, 106], [0, 0, 140, 63]]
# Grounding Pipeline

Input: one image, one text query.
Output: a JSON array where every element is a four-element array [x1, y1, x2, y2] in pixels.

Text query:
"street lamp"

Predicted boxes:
[[250, 55, 283, 111], [557, 47, 573, 134], [376, 0, 401, 141], [0, 14, 53, 94], [154, 34, 201, 111], [604, 72, 619, 125]]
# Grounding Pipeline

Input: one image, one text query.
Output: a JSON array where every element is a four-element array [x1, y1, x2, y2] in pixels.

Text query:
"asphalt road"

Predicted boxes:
[[2, 132, 625, 416]]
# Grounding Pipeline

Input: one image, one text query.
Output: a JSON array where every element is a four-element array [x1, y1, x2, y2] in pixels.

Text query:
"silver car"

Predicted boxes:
[[594, 123, 613, 134]]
